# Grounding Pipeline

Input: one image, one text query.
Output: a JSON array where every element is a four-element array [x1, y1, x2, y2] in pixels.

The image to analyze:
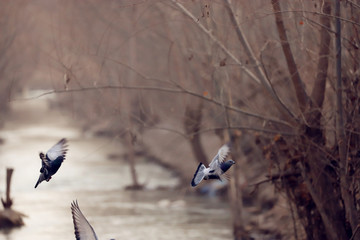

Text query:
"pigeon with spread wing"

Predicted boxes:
[[35, 138, 68, 188], [191, 143, 235, 187]]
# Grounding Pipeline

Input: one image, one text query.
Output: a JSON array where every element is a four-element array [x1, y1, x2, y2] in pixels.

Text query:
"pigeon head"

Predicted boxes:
[[220, 159, 235, 173], [227, 160, 235, 165]]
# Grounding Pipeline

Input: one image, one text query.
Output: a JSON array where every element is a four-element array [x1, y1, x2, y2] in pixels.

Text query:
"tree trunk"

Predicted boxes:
[[271, 1, 350, 239], [229, 131, 247, 240], [335, 0, 359, 237], [125, 129, 142, 190], [301, 147, 348, 240]]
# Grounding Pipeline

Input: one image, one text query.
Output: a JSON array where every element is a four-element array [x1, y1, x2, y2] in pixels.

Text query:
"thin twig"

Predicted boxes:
[[304, 16, 358, 49], [196, 126, 296, 136], [169, 0, 261, 85], [269, 10, 360, 27], [249, 171, 301, 187], [347, 0, 360, 9]]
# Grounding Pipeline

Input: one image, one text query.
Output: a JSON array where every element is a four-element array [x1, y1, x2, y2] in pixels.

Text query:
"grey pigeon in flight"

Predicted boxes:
[[71, 200, 115, 240], [34, 138, 68, 188], [191, 143, 235, 187]]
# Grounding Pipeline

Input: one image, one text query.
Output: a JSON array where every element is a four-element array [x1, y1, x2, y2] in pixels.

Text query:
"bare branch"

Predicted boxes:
[[347, 0, 360, 9], [310, 1, 331, 109], [224, 0, 298, 122], [146, 126, 189, 139], [269, 10, 360, 27], [271, 0, 308, 113], [169, 0, 262, 84], [223, 0, 269, 86], [304, 16, 358, 49], [13, 85, 293, 128], [170, 0, 299, 123], [249, 171, 301, 187], [196, 126, 296, 137]]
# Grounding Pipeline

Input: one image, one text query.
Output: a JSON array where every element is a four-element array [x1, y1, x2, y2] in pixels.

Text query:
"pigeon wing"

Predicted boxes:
[[71, 200, 98, 240], [209, 143, 230, 170], [191, 163, 206, 187], [46, 138, 68, 161], [40, 154, 51, 168]]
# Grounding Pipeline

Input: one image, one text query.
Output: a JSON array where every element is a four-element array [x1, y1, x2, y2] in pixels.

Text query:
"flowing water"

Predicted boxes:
[[0, 94, 232, 240]]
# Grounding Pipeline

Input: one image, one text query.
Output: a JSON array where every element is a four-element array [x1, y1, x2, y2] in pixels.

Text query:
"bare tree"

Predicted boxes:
[[18, 0, 360, 239]]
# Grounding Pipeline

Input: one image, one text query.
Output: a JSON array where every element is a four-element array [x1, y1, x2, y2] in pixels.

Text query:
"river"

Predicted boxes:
[[0, 93, 232, 240]]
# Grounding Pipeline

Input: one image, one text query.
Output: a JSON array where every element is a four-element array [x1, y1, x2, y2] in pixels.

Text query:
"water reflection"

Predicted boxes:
[[0, 97, 232, 240]]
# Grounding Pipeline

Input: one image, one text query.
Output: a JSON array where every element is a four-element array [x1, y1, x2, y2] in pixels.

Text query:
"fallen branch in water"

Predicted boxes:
[[0, 168, 26, 229]]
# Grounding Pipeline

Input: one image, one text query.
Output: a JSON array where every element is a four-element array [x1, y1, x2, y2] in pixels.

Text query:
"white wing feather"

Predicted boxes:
[[46, 138, 68, 161], [209, 143, 230, 170], [71, 201, 98, 240]]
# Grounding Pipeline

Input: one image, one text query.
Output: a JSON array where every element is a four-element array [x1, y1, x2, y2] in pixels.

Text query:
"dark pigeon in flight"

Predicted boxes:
[[71, 200, 115, 240], [191, 143, 235, 187], [34, 138, 68, 188]]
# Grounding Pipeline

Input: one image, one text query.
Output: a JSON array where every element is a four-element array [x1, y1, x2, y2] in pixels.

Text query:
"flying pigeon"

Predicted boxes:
[[71, 200, 116, 240], [34, 138, 68, 188], [71, 200, 99, 240], [191, 143, 235, 187]]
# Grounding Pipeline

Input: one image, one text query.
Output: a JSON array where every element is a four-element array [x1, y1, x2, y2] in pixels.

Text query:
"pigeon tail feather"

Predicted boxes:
[[34, 179, 41, 188]]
